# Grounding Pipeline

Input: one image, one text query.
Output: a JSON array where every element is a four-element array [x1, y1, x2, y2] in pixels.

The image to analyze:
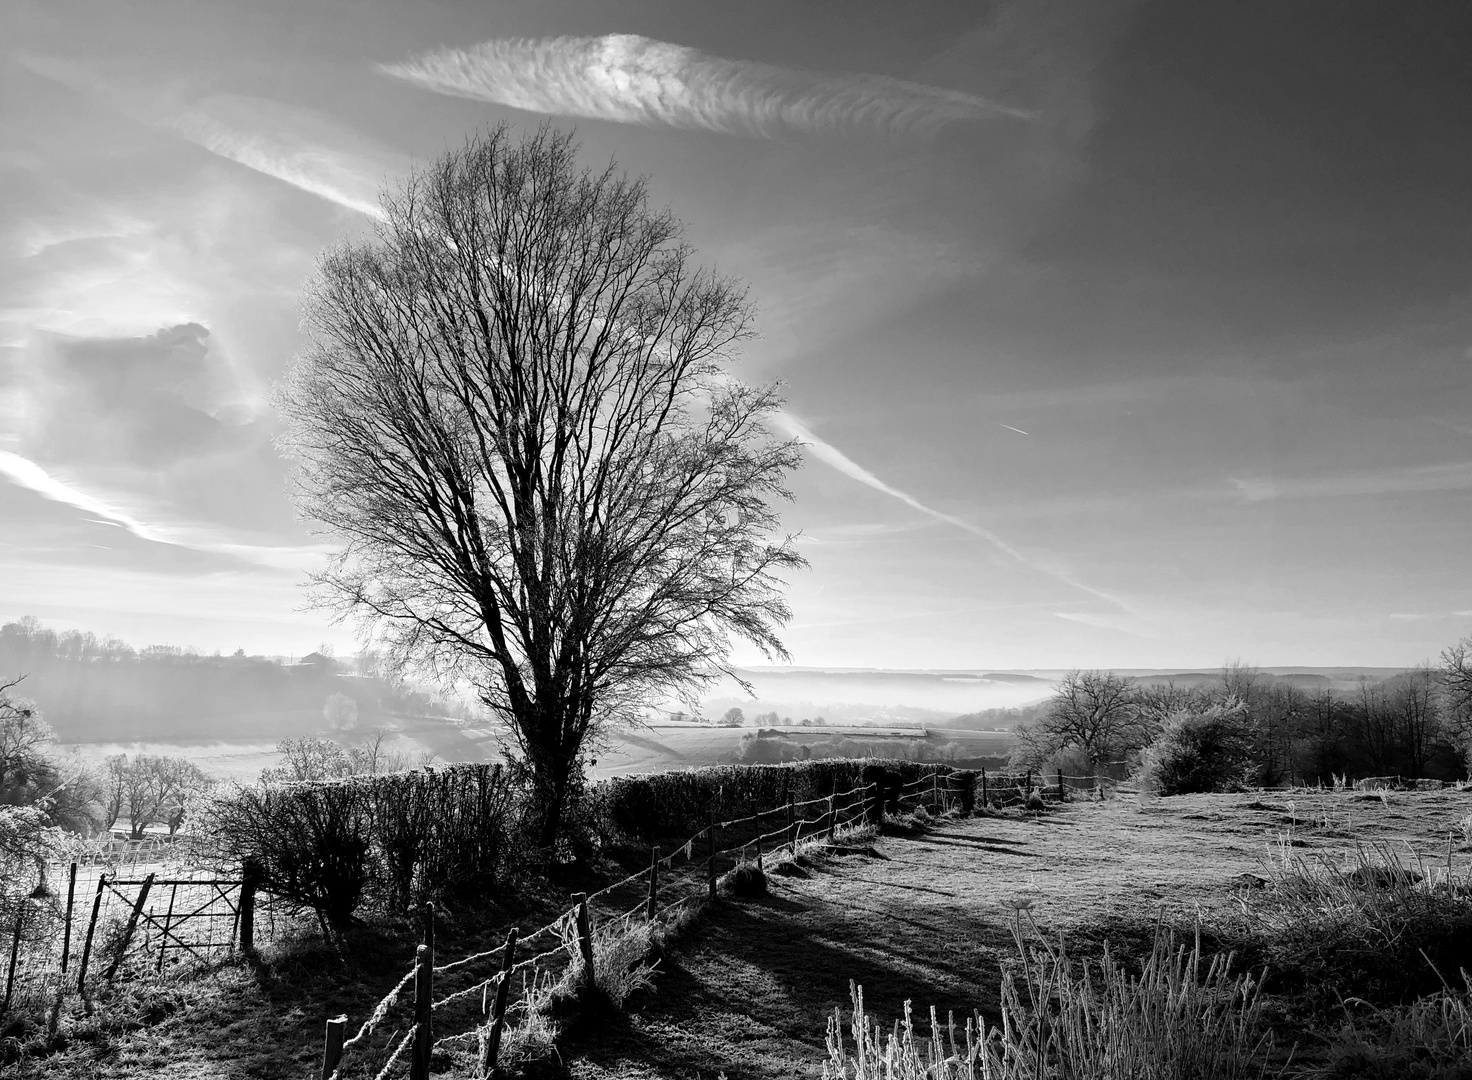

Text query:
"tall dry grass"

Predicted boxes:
[[824, 912, 1281, 1079]]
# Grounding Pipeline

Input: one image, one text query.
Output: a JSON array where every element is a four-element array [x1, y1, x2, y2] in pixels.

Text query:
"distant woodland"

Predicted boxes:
[[0, 617, 459, 743]]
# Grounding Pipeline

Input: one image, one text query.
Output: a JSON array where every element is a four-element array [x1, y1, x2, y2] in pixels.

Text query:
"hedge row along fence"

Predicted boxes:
[[315, 766, 980, 1080], [194, 764, 517, 930], [193, 759, 1073, 932]]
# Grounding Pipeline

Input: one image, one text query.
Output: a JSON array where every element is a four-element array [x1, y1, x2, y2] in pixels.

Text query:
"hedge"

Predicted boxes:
[[589, 758, 956, 841]]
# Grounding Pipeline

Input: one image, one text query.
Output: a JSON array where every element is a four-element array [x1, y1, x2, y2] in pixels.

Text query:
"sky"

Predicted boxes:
[[1, 0, 1470, 670]]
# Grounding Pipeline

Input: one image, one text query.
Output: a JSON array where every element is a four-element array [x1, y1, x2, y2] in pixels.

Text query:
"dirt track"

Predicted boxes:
[[564, 788, 1472, 1080]]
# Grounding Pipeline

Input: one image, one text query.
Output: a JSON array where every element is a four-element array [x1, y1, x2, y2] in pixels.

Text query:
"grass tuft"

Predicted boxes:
[[824, 912, 1281, 1080], [719, 860, 768, 897]]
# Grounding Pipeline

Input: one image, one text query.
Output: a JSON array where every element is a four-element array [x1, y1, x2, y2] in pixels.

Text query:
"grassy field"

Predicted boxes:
[[10, 783, 1472, 1078]]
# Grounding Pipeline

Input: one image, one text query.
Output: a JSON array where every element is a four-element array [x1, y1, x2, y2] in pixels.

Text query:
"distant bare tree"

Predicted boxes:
[[1013, 670, 1147, 779], [277, 124, 804, 846], [1443, 638, 1472, 763]]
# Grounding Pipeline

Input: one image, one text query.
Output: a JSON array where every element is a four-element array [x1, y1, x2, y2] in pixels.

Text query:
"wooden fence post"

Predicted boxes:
[[1025, 770, 1032, 795], [787, 794, 796, 856], [479, 927, 518, 1078], [573, 894, 595, 990], [104, 871, 154, 980], [751, 808, 762, 868], [706, 809, 717, 901], [77, 874, 106, 993], [1057, 771, 1065, 801], [157, 882, 179, 974], [411, 942, 432, 1080], [238, 857, 262, 956], [60, 861, 77, 973], [3, 903, 22, 1016], [981, 768, 988, 809], [867, 781, 882, 826], [826, 795, 836, 841], [321, 1014, 346, 1080], [646, 847, 660, 922]]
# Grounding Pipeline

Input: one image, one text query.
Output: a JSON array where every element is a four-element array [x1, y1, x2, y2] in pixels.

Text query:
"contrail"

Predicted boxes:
[[1000, 423, 1029, 435], [382, 33, 1033, 138], [15, 57, 396, 219], [773, 410, 1129, 610], [0, 450, 327, 569]]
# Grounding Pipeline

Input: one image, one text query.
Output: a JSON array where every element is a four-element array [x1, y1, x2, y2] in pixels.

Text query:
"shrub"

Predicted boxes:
[[196, 763, 516, 929], [1136, 702, 1254, 795], [198, 780, 371, 931]]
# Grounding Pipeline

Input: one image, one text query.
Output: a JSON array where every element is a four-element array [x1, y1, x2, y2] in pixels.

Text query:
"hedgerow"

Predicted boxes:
[[590, 759, 956, 841]]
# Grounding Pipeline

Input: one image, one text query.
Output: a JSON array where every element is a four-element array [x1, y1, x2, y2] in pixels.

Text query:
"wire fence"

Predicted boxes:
[[1, 852, 293, 1020], [319, 777, 892, 1080]]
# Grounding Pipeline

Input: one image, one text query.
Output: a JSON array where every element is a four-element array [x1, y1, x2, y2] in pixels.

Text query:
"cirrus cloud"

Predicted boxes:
[[381, 33, 1032, 138]]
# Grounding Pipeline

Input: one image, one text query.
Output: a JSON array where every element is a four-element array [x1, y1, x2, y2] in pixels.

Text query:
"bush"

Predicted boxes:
[[196, 763, 516, 930], [1136, 702, 1254, 795]]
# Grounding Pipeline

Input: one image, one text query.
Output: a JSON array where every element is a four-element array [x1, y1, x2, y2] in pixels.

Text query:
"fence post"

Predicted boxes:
[[573, 894, 595, 990], [104, 871, 154, 980], [3, 903, 22, 1016], [751, 808, 762, 868], [826, 795, 836, 841], [238, 857, 262, 956], [1057, 771, 1065, 801], [479, 926, 518, 1078], [1025, 770, 1032, 795], [867, 781, 882, 825], [646, 846, 660, 922], [706, 809, 717, 901], [411, 941, 432, 1080], [787, 795, 796, 856], [321, 1014, 346, 1080], [61, 861, 77, 973], [157, 882, 179, 974], [981, 768, 988, 809], [77, 874, 106, 993]]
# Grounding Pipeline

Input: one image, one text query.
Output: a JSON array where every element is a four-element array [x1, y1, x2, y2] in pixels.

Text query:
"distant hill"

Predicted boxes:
[[0, 620, 456, 743]]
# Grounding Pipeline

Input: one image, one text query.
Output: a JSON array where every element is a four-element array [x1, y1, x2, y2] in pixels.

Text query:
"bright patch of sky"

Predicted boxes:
[[1, 0, 1469, 666]]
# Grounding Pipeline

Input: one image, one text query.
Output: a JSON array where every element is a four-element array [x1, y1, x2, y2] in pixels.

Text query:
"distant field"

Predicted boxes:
[[79, 721, 1015, 785]]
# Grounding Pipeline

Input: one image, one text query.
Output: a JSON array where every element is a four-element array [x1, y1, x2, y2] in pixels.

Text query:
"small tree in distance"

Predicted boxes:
[[1011, 669, 1148, 780], [277, 124, 805, 847]]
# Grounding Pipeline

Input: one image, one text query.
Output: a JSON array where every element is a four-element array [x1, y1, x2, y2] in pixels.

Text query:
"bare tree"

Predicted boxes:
[[277, 125, 804, 846], [1444, 637, 1472, 764], [1014, 670, 1147, 779]]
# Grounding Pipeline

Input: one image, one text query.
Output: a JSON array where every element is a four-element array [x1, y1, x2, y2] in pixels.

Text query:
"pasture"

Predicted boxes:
[[11, 783, 1471, 1078]]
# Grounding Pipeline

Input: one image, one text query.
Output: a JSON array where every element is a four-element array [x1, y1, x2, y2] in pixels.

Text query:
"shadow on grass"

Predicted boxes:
[[558, 862, 1011, 1080]]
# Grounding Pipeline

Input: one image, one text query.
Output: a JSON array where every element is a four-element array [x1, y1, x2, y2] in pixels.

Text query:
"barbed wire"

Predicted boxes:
[[370, 1024, 417, 1080], [340, 966, 417, 1053]]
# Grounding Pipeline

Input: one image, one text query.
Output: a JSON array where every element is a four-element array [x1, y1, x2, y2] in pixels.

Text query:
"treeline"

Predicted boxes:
[[1012, 638, 1472, 793], [0, 617, 455, 741]]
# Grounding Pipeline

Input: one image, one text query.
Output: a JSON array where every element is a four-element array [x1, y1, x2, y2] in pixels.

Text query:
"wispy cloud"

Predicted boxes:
[[774, 409, 1135, 614], [0, 450, 326, 570], [17, 56, 400, 219], [168, 95, 398, 220], [1231, 461, 1472, 501], [382, 33, 1031, 138]]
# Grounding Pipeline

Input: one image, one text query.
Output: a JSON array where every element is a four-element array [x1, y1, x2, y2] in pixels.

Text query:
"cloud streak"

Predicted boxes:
[[382, 34, 1031, 137], [16, 56, 398, 219], [773, 410, 1133, 612], [1231, 460, 1472, 501], [0, 451, 325, 570]]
